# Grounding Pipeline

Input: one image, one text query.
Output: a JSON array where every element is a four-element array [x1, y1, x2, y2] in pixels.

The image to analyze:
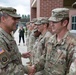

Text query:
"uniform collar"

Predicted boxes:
[[51, 31, 70, 46], [0, 28, 14, 40], [41, 30, 49, 37]]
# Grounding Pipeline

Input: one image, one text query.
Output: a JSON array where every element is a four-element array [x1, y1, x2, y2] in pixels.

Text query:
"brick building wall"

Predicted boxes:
[[39, 0, 63, 17], [31, 8, 37, 20]]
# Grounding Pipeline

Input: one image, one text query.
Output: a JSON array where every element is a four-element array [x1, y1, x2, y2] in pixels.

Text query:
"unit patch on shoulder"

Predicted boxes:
[[0, 48, 9, 65]]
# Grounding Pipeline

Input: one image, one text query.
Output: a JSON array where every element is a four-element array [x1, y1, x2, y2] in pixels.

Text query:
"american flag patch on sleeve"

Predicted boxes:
[[0, 48, 4, 54]]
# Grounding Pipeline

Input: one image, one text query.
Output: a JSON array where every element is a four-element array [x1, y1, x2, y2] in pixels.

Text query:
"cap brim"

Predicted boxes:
[[35, 24, 41, 25], [35, 22, 42, 25], [48, 16, 63, 22], [8, 13, 21, 19], [30, 21, 34, 23]]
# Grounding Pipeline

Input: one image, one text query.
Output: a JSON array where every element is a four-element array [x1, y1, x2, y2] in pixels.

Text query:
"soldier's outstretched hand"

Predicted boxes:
[[22, 51, 31, 58]]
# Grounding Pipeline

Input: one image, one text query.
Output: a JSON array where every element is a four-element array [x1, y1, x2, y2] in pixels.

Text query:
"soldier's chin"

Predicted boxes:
[[52, 30, 55, 32], [52, 30, 56, 34]]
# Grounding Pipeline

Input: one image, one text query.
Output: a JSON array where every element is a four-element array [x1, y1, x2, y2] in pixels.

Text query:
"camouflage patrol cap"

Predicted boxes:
[[72, 2, 76, 8], [35, 20, 42, 25], [41, 18, 49, 24], [49, 8, 69, 22], [35, 17, 49, 25], [26, 22, 30, 25], [0, 6, 21, 19], [30, 18, 37, 23]]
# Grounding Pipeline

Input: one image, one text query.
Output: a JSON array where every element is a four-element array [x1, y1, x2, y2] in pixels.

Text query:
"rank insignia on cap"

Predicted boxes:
[[0, 48, 4, 54]]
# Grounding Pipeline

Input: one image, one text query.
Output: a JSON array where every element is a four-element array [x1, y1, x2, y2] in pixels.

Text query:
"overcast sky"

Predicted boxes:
[[0, 0, 30, 16]]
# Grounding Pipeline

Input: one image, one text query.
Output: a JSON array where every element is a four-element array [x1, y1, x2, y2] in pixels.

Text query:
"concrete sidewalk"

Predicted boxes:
[[14, 28, 29, 75]]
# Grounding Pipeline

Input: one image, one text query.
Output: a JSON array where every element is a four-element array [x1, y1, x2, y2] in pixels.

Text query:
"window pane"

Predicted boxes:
[[72, 17, 74, 22], [72, 24, 74, 29], [72, 16, 76, 30]]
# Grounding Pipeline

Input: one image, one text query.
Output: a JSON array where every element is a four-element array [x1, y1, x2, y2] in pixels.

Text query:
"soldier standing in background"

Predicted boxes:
[[26, 22, 31, 48], [18, 26, 25, 46], [29, 18, 38, 62], [25, 22, 30, 37], [31, 26, 41, 64], [28, 18, 37, 52], [26, 18, 38, 65]]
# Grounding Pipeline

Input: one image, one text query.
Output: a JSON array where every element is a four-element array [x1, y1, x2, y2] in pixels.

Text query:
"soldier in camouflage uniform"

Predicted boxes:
[[23, 22, 32, 63], [31, 17, 52, 75], [27, 18, 38, 65], [26, 22, 31, 49], [33, 17, 52, 64], [28, 8, 76, 75], [31, 26, 41, 65], [25, 22, 30, 37], [28, 18, 37, 52], [0, 6, 32, 75]]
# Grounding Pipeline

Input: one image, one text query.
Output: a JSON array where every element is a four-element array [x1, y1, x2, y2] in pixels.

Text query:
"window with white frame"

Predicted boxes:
[[72, 15, 76, 30]]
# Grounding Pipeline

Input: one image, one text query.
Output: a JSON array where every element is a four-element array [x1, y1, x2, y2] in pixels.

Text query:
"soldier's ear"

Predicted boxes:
[[1, 16, 7, 23], [62, 20, 68, 27], [44, 23, 47, 27]]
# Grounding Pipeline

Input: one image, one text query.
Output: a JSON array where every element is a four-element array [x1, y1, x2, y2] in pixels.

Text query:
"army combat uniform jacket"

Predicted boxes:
[[33, 31, 52, 64], [0, 28, 28, 75], [28, 30, 36, 51], [35, 31, 76, 75], [33, 31, 52, 75]]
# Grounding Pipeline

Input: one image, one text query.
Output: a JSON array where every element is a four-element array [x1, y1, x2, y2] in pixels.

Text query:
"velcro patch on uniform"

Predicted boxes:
[[0, 48, 4, 54]]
